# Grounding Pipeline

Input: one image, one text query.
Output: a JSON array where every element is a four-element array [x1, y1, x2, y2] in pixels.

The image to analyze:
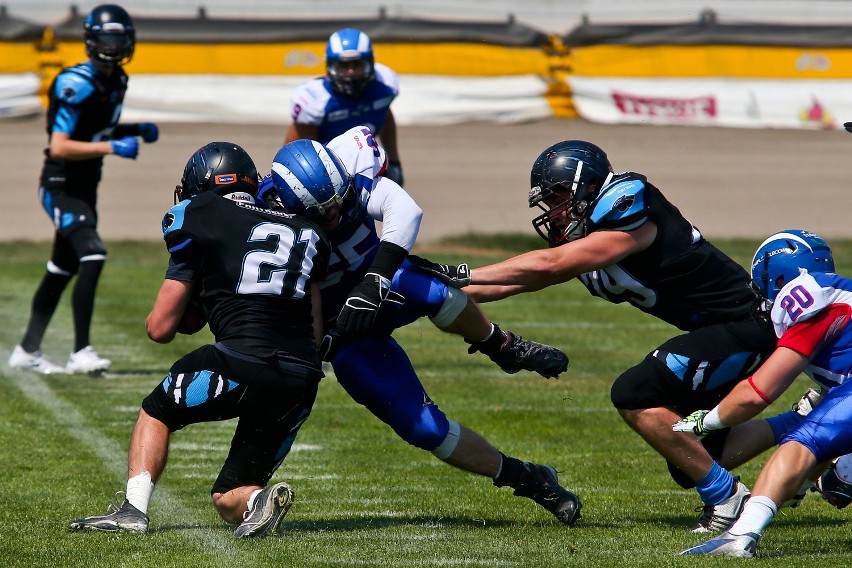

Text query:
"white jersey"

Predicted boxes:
[[289, 63, 399, 143]]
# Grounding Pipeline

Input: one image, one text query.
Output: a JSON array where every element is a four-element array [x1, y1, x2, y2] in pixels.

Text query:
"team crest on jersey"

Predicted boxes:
[[612, 194, 635, 213], [62, 86, 77, 100], [162, 212, 175, 231]]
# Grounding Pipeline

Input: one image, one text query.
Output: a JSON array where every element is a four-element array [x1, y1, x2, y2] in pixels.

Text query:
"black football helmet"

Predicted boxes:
[[176, 142, 259, 203], [84, 4, 135, 68], [529, 140, 614, 246]]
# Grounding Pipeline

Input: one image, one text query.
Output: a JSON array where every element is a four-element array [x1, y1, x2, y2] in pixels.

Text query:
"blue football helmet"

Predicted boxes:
[[271, 140, 359, 232], [326, 28, 375, 97], [751, 229, 835, 304], [529, 140, 614, 246], [84, 4, 135, 68]]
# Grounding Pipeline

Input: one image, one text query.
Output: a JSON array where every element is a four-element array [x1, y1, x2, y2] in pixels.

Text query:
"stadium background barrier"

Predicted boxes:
[[1, 6, 850, 128]]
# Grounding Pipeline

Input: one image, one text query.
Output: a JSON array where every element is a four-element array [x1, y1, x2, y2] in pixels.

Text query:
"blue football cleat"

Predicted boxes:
[[680, 530, 760, 557]]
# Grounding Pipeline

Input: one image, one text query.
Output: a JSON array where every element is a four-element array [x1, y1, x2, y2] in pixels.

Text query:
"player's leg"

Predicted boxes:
[[211, 351, 319, 536], [64, 223, 110, 373], [611, 320, 774, 532], [9, 235, 75, 374], [393, 260, 568, 378], [332, 335, 581, 524]]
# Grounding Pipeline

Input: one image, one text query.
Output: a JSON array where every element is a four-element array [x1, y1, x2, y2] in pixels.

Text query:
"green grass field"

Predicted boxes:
[[2, 236, 851, 567]]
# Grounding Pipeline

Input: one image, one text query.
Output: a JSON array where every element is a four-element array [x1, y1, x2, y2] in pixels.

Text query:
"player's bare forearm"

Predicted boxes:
[[465, 284, 529, 303], [378, 110, 400, 162]]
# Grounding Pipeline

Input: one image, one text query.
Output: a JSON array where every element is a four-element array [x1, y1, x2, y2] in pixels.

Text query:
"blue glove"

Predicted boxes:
[[137, 122, 159, 143], [110, 136, 139, 159]]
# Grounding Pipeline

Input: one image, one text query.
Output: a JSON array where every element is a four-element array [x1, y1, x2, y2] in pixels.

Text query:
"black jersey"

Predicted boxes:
[[162, 193, 331, 361], [577, 173, 757, 331], [40, 61, 128, 203]]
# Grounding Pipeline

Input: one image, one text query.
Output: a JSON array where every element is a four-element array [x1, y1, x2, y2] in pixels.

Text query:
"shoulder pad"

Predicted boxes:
[[327, 126, 387, 180], [374, 63, 400, 93], [290, 79, 331, 124], [54, 68, 96, 104], [588, 177, 647, 229], [771, 269, 831, 334], [162, 200, 190, 238]]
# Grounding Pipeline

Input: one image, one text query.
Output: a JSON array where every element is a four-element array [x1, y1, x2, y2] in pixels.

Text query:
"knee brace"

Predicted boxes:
[[429, 287, 468, 328], [431, 420, 461, 459]]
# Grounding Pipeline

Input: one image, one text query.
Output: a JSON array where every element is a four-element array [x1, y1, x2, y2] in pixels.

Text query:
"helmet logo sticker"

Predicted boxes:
[[215, 174, 236, 185]]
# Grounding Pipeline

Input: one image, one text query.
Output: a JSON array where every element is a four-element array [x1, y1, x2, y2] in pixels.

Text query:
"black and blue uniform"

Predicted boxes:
[[143, 193, 331, 494], [590, 173, 777, 486]]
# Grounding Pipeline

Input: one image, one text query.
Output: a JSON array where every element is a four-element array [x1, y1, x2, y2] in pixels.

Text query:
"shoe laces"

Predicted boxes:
[[105, 491, 127, 514]]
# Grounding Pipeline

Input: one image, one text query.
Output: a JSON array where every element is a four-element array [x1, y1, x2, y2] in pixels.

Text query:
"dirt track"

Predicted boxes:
[[2, 116, 850, 244]]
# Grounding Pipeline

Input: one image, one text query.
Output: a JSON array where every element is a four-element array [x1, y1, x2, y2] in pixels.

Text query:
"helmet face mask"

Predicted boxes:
[[84, 4, 135, 68], [529, 140, 613, 246], [750, 229, 835, 306], [326, 28, 375, 97], [271, 140, 359, 233], [177, 142, 259, 204]]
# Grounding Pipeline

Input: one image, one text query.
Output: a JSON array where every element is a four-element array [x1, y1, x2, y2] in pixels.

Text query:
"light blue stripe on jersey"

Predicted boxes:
[[164, 200, 190, 238]]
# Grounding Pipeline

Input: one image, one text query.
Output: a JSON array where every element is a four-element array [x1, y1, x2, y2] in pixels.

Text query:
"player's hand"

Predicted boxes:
[[110, 136, 139, 159], [407, 255, 471, 288], [672, 410, 711, 437], [385, 160, 404, 186], [138, 122, 159, 143], [336, 272, 405, 335]]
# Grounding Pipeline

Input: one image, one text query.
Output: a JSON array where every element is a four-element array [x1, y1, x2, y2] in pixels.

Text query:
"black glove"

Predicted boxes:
[[407, 255, 471, 288], [385, 160, 404, 185], [336, 272, 405, 335]]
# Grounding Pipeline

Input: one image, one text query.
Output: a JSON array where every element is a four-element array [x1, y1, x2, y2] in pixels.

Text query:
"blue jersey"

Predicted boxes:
[[41, 61, 128, 203], [289, 63, 399, 143], [577, 172, 757, 330]]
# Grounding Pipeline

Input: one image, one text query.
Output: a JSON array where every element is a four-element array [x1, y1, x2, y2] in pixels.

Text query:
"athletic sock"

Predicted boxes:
[[728, 495, 776, 536], [125, 471, 154, 514], [696, 461, 736, 506], [20, 271, 72, 352], [72, 259, 104, 352]]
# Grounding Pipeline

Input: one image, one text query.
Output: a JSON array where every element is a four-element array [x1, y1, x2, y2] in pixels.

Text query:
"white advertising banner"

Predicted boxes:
[[120, 74, 553, 126], [568, 76, 851, 130]]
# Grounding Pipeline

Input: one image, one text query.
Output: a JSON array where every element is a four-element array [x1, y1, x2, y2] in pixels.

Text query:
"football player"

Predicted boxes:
[[677, 230, 852, 557], [69, 142, 331, 538], [259, 125, 581, 526], [411, 140, 784, 532], [285, 28, 404, 185], [9, 4, 159, 375]]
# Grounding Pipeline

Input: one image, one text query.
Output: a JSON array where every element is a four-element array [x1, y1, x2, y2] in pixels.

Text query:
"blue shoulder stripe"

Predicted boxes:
[[589, 179, 646, 227]]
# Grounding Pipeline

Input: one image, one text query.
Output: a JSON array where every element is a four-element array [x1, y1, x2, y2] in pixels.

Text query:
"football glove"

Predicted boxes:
[[407, 255, 471, 288], [672, 410, 711, 437], [110, 136, 138, 159], [137, 122, 159, 143], [793, 387, 825, 416], [336, 272, 405, 335], [385, 160, 404, 186]]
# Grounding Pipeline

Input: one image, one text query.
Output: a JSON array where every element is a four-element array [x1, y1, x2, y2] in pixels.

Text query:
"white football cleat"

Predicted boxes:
[[8, 345, 68, 374], [67, 346, 111, 375], [691, 477, 751, 533], [680, 530, 760, 557]]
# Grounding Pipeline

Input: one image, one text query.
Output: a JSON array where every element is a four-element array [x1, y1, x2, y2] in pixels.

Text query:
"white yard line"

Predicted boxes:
[[5, 367, 243, 559]]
